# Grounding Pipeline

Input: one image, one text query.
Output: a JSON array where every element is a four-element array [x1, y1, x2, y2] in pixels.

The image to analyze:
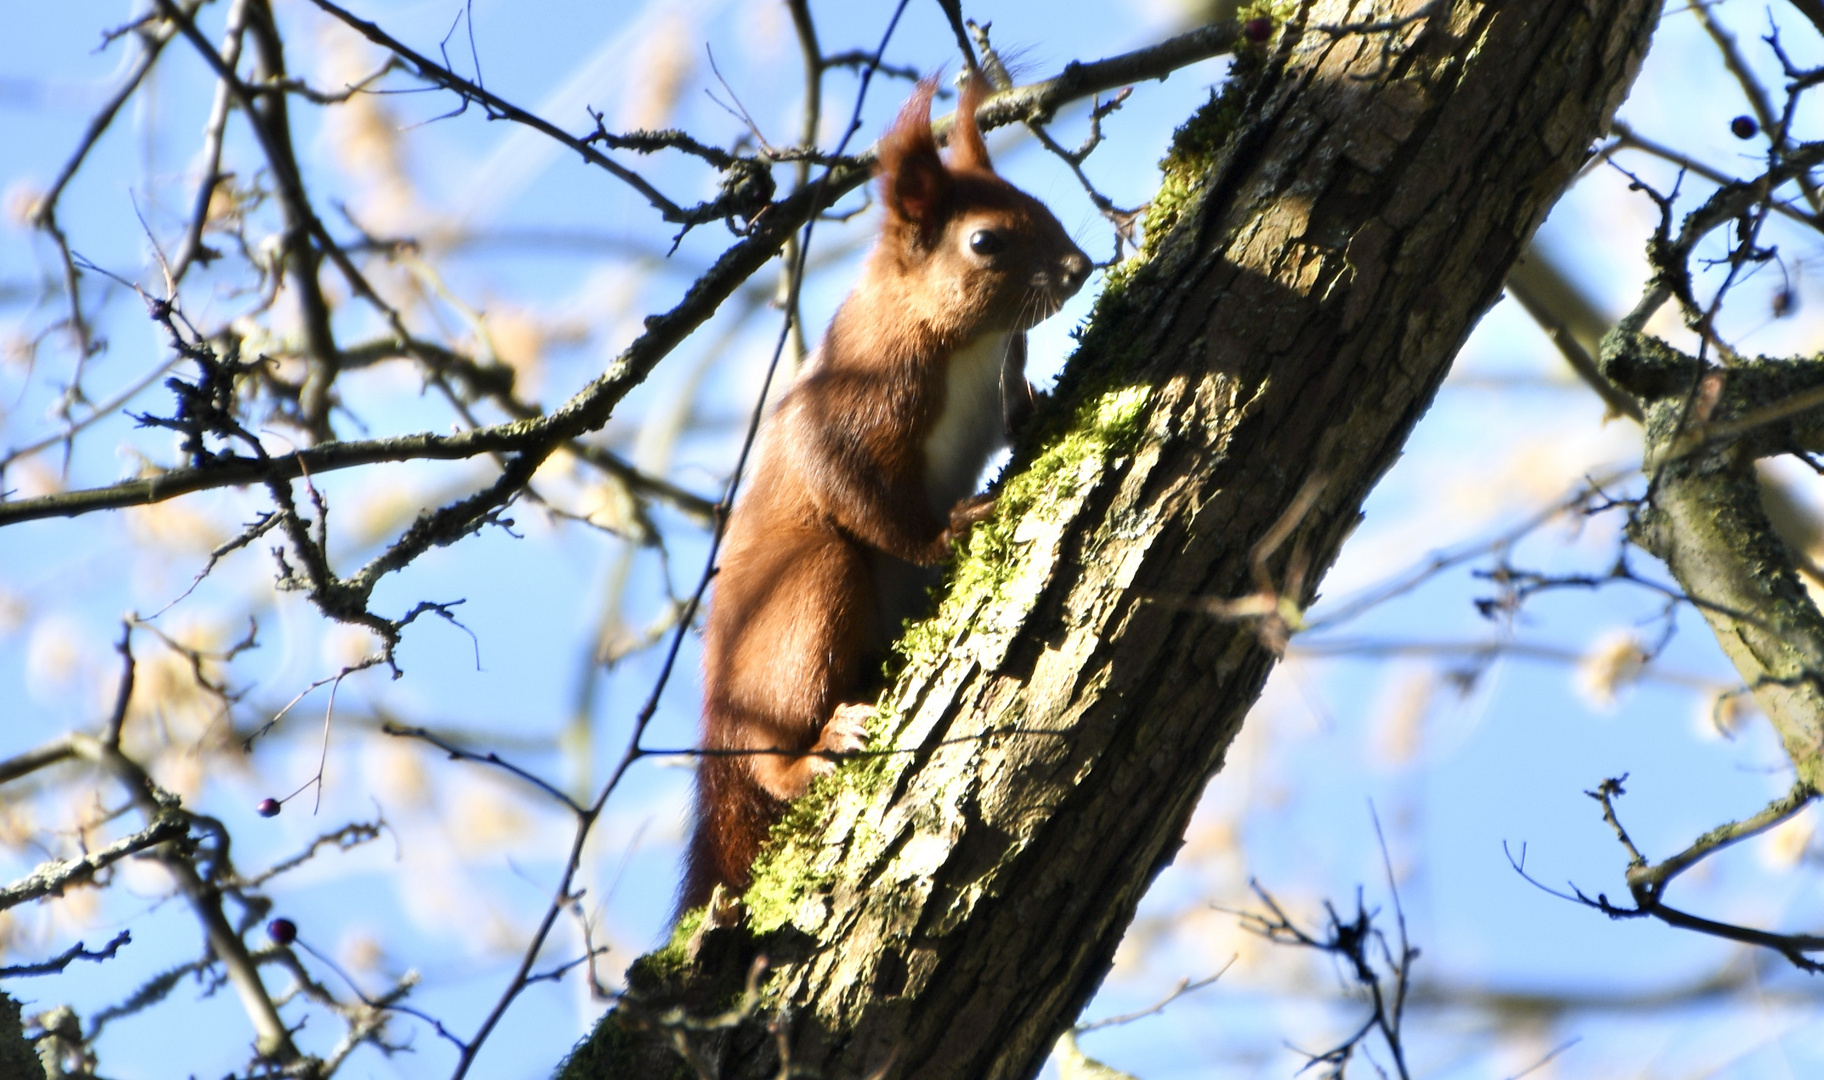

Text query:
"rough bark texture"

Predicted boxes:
[[1604, 333, 1824, 791], [0, 991, 46, 1080], [565, 0, 1658, 1075]]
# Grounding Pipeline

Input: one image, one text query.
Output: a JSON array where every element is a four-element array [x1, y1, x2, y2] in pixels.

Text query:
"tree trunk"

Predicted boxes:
[[565, 0, 1657, 1075]]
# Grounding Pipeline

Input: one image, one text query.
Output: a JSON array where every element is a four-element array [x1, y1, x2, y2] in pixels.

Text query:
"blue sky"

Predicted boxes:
[[4, 1, 1823, 1077]]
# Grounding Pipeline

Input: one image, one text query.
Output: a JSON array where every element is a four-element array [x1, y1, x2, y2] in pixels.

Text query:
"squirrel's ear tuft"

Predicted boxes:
[[878, 77, 950, 237], [947, 74, 992, 174]]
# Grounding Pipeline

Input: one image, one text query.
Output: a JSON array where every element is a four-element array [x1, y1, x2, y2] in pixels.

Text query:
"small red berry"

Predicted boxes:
[[256, 798, 280, 818], [1731, 115, 1758, 139], [267, 918, 296, 945], [1244, 17, 1274, 42]]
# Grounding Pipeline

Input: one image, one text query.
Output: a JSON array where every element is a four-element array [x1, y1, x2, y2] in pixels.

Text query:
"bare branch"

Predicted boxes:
[[1233, 872, 1417, 1080], [303, 0, 688, 221], [1607, 120, 1817, 229], [169, 0, 254, 283], [1504, 268, 1642, 422], [1585, 775, 1648, 870], [383, 724, 582, 814], [28, 1, 207, 366], [62, 630, 303, 1063], [1512, 782, 1824, 976], [968, 20, 1143, 258], [1625, 780, 1817, 899], [1691, 4, 1781, 154], [0, 815, 187, 912], [235, 820, 388, 890], [0, 355, 184, 475], [0, 734, 78, 787], [1073, 959, 1233, 1033], [1, 21, 1245, 526], [0, 931, 133, 978]]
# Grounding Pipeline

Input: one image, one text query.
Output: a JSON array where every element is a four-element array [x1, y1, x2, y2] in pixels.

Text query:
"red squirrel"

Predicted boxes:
[[682, 76, 1091, 913]]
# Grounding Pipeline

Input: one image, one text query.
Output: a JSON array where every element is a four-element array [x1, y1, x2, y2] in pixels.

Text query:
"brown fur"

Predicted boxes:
[[681, 76, 1091, 913]]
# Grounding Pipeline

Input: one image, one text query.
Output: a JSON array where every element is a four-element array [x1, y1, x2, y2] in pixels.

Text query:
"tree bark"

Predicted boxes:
[[565, 0, 1658, 1075], [1604, 334, 1824, 791]]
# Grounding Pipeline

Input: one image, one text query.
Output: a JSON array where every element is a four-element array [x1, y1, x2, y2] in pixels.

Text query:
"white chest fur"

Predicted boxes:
[[923, 330, 1011, 515]]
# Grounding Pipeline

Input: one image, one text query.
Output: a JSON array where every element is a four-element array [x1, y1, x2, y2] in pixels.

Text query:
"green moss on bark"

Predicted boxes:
[[628, 907, 707, 987], [1120, 6, 1279, 275], [737, 380, 1153, 936]]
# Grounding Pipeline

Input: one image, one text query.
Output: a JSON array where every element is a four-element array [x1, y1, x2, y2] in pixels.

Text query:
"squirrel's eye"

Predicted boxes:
[[969, 229, 1004, 256]]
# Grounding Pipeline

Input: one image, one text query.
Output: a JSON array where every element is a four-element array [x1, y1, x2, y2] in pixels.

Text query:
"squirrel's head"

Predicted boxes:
[[873, 75, 1092, 337]]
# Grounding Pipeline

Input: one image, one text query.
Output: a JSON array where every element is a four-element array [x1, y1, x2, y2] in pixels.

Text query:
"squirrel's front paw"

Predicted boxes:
[[948, 493, 996, 534], [806, 703, 873, 777]]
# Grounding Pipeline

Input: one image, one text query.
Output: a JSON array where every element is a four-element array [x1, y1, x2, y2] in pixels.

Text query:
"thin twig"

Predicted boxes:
[[303, 0, 686, 220], [0, 930, 134, 978], [29, 2, 206, 368], [1505, 271, 1643, 421], [1, 21, 1243, 531], [1508, 779, 1824, 975], [383, 724, 583, 813], [1608, 120, 1816, 229], [1074, 958, 1234, 1032], [170, 0, 254, 283]]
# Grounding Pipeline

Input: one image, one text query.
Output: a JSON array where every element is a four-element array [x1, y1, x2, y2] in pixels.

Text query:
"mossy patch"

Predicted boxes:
[[736, 381, 1154, 935], [898, 383, 1151, 667], [554, 1010, 694, 1080], [743, 797, 834, 933], [742, 701, 897, 933], [627, 905, 707, 990], [1114, 1, 1291, 280], [1134, 91, 1229, 268]]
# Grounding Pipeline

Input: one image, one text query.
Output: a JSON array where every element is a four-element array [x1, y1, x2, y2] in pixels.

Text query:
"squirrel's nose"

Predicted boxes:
[[1059, 252, 1092, 293]]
